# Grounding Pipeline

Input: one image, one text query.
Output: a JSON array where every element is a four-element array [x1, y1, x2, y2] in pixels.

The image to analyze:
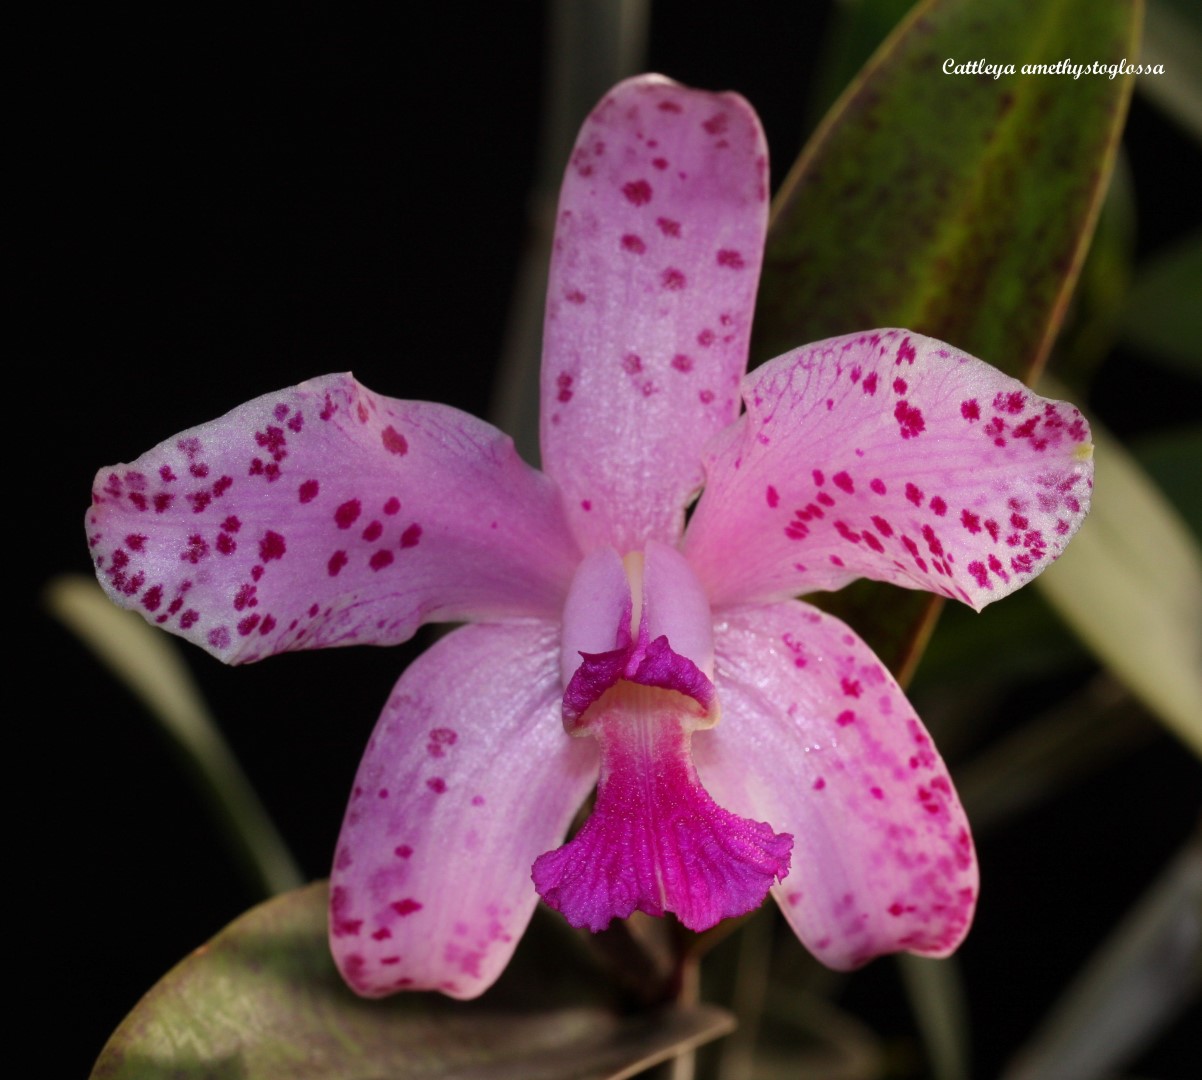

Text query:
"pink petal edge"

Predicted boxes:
[[330, 620, 598, 999], [696, 600, 978, 969], [685, 330, 1093, 610], [540, 74, 769, 553]]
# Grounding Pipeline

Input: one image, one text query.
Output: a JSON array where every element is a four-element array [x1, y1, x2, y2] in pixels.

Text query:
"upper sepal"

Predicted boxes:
[[540, 74, 769, 552]]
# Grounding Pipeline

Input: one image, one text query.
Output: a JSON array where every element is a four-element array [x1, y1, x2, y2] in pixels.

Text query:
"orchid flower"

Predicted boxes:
[[86, 75, 1093, 1000]]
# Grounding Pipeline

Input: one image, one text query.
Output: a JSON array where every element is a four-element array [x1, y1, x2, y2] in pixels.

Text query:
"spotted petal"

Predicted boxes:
[[86, 373, 580, 663], [541, 74, 768, 553], [330, 620, 597, 999], [695, 600, 977, 969], [684, 330, 1093, 610]]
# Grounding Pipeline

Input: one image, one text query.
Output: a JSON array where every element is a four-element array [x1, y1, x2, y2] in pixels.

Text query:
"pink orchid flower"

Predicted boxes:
[[86, 75, 1093, 1000]]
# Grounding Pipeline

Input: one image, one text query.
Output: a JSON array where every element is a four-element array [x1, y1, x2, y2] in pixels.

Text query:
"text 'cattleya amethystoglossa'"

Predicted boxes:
[[86, 75, 1093, 998]]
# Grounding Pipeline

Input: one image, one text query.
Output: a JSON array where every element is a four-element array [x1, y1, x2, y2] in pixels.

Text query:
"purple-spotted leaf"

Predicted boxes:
[[754, 0, 1139, 673], [91, 882, 735, 1080]]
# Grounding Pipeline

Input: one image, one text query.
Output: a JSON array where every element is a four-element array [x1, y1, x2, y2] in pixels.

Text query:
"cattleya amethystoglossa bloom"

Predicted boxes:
[[86, 75, 1093, 999]]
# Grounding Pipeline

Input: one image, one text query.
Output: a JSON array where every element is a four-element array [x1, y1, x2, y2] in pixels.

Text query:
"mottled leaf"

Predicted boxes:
[[755, 0, 1139, 673], [92, 882, 734, 1080]]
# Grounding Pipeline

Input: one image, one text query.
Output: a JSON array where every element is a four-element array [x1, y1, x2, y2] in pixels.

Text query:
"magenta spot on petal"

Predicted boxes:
[[862, 372, 878, 395], [328, 550, 348, 576], [813, 777, 826, 790], [930, 496, 948, 516], [382, 426, 408, 455], [392, 898, 423, 917], [716, 249, 745, 269], [671, 354, 693, 372], [766, 485, 779, 508], [622, 179, 652, 205], [897, 336, 916, 365], [299, 479, 319, 503], [870, 478, 886, 495], [557, 371, 573, 403], [427, 777, 447, 794], [361, 520, 382, 542], [620, 233, 646, 254], [837, 710, 856, 726], [623, 353, 642, 374], [208, 627, 231, 649], [662, 267, 686, 290], [259, 531, 286, 562], [400, 523, 422, 548], [370, 549, 394, 571], [895, 401, 926, 439], [394, 845, 413, 859], [962, 399, 980, 421], [893, 378, 908, 394], [581, 499, 592, 511], [833, 471, 854, 494], [335, 499, 361, 529], [656, 217, 681, 237], [383, 496, 400, 515], [905, 483, 924, 506]]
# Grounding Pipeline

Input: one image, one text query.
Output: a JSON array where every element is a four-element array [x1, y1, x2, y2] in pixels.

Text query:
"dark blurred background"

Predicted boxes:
[[26, 2, 1199, 1074]]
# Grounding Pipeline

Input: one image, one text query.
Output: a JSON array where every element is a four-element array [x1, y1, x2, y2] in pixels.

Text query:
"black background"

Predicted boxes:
[[25, 3, 1199, 1074]]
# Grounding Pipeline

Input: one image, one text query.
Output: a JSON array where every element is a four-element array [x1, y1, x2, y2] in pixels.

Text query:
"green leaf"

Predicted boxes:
[[1034, 393, 1202, 757], [45, 575, 302, 898], [1132, 426, 1202, 541], [91, 883, 735, 1080], [1141, 0, 1202, 142], [1120, 230, 1202, 378], [756, 0, 1140, 673], [758, 0, 1140, 379], [896, 955, 969, 1080]]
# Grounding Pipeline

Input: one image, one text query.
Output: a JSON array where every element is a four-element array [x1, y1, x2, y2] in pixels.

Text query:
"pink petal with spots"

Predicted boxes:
[[540, 74, 769, 552], [684, 330, 1093, 610], [695, 601, 977, 969], [86, 374, 580, 663], [330, 620, 597, 999]]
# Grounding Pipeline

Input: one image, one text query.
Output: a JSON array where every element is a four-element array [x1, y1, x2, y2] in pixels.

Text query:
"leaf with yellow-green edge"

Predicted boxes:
[[755, 0, 1140, 674], [91, 882, 735, 1080]]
